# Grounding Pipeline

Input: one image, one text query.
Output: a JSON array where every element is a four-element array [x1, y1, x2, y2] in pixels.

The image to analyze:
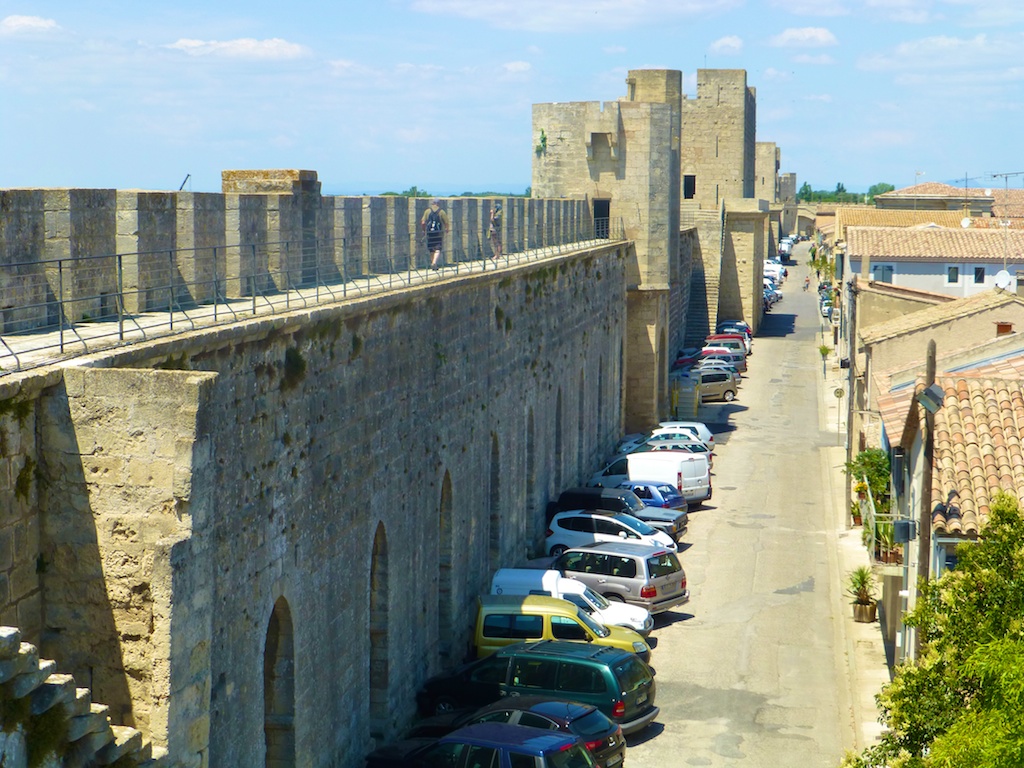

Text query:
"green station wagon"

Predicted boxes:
[[416, 640, 659, 736]]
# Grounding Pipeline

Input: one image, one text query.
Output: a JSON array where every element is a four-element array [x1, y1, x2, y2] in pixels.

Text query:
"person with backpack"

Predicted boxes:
[[421, 198, 449, 269], [488, 202, 503, 260]]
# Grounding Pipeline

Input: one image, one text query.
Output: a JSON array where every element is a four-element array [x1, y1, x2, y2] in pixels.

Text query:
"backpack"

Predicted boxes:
[[425, 207, 443, 234]]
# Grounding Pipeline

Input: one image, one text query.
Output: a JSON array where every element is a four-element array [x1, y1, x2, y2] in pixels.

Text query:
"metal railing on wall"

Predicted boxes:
[[0, 218, 624, 376]]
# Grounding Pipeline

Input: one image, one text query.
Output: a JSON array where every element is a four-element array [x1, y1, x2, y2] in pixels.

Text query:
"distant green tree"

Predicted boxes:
[[867, 182, 896, 203], [842, 491, 1024, 768], [798, 182, 813, 202]]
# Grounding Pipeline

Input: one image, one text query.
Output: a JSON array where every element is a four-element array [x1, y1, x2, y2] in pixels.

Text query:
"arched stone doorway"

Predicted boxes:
[[264, 597, 295, 768], [437, 472, 454, 665], [489, 433, 501, 571], [369, 522, 389, 738]]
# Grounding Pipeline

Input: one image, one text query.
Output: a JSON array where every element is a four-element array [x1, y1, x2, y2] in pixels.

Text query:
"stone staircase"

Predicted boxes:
[[0, 626, 166, 768]]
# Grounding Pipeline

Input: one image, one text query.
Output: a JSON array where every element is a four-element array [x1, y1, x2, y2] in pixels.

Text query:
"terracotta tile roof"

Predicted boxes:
[[860, 289, 1024, 345], [929, 376, 1024, 536], [833, 206, 965, 243], [847, 225, 1024, 263], [880, 182, 1024, 219], [876, 350, 1024, 458]]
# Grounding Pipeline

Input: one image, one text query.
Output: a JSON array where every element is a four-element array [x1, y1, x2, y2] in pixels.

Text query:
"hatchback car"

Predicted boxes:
[[406, 696, 626, 768], [365, 722, 598, 768], [546, 510, 676, 556], [616, 480, 687, 511]]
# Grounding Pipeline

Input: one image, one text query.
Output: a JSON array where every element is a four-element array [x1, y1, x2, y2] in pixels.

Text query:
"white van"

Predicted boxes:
[[490, 568, 654, 635], [627, 451, 712, 504]]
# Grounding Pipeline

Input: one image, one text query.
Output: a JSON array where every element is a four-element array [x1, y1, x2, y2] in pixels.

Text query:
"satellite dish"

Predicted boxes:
[[994, 270, 1013, 291], [961, 217, 972, 228], [984, 188, 993, 196]]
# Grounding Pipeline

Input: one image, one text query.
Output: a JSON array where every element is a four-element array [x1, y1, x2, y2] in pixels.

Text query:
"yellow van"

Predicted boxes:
[[473, 595, 651, 662]]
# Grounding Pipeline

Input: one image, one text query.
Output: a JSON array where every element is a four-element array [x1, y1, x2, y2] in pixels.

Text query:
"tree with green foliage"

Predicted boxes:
[[868, 183, 896, 201], [842, 491, 1024, 768]]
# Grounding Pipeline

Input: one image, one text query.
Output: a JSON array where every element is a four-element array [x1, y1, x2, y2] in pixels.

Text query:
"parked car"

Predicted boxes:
[[632, 437, 715, 469], [820, 300, 832, 318], [617, 480, 687, 510], [553, 541, 690, 614], [415, 640, 660, 736], [690, 358, 741, 378], [706, 331, 751, 355], [687, 368, 738, 402], [473, 595, 650, 661], [552, 486, 687, 541], [627, 451, 712, 504], [697, 347, 747, 372], [405, 697, 626, 768], [545, 509, 676, 556], [490, 568, 654, 636], [365, 722, 599, 768], [655, 421, 716, 451], [716, 319, 751, 337]]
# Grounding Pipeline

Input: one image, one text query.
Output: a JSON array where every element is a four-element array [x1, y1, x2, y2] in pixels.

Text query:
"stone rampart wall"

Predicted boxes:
[[0, 239, 626, 767]]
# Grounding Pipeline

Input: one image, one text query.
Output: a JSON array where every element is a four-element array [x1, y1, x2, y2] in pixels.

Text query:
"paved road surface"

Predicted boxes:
[[626, 253, 858, 767]]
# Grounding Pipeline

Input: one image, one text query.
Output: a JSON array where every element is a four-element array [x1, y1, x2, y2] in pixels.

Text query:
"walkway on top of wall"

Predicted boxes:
[[0, 237, 624, 380]]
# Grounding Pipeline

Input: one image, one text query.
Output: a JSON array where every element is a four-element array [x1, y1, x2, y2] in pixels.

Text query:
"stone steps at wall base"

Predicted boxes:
[[0, 626, 158, 768]]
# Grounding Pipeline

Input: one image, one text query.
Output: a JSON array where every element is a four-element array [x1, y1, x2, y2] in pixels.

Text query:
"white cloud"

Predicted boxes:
[[503, 61, 531, 73], [771, 0, 849, 15], [409, 0, 743, 32], [165, 38, 309, 60], [0, 15, 58, 36], [805, 93, 834, 102], [863, 0, 934, 24], [794, 53, 835, 65], [857, 33, 1021, 74], [770, 27, 838, 47], [603, 45, 627, 54], [709, 35, 743, 55], [762, 68, 792, 81]]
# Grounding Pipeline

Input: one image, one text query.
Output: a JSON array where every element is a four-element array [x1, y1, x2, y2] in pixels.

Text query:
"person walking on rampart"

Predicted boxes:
[[489, 202, 503, 260], [421, 198, 449, 269]]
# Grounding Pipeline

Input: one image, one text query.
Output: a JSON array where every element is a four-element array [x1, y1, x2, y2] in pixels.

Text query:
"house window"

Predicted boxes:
[[946, 266, 960, 284], [974, 267, 985, 284], [871, 264, 894, 284]]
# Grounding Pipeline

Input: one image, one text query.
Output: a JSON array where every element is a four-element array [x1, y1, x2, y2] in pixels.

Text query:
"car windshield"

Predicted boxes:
[[583, 586, 610, 609], [623, 494, 646, 514], [655, 484, 679, 498], [576, 606, 610, 638], [617, 514, 656, 536]]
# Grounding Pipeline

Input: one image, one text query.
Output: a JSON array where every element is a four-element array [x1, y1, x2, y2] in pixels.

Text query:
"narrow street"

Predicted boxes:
[[626, 248, 878, 767]]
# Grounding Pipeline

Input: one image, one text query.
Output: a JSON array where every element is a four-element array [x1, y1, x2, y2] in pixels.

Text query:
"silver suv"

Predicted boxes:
[[552, 541, 690, 614]]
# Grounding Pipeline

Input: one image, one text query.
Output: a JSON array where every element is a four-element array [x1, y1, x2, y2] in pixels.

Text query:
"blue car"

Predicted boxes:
[[365, 722, 597, 768], [617, 480, 688, 511]]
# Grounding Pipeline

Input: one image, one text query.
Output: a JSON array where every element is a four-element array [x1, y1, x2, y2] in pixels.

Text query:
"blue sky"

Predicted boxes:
[[2, 0, 1023, 196]]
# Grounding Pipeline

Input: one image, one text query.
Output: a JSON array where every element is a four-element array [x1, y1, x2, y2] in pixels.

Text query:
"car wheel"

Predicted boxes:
[[433, 696, 458, 715], [550, 544, 568, 557], [724, 390, 736, 402], [603, 593, 625, 602]]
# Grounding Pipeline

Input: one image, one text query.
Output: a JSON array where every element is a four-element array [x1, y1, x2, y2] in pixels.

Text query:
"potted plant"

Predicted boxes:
[[850, 501, 862, 526], [876, 521, 897, 563], [853, 480, 868, 500], [846, 565, 877, 623]]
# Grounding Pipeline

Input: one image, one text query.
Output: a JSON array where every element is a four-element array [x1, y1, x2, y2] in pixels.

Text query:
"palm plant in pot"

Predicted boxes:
[[846, 565, 877, 623]]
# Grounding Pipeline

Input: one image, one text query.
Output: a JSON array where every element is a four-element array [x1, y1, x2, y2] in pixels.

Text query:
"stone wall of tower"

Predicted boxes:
[[680, 69, 757, 209], [755, 142, 780, 203]]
